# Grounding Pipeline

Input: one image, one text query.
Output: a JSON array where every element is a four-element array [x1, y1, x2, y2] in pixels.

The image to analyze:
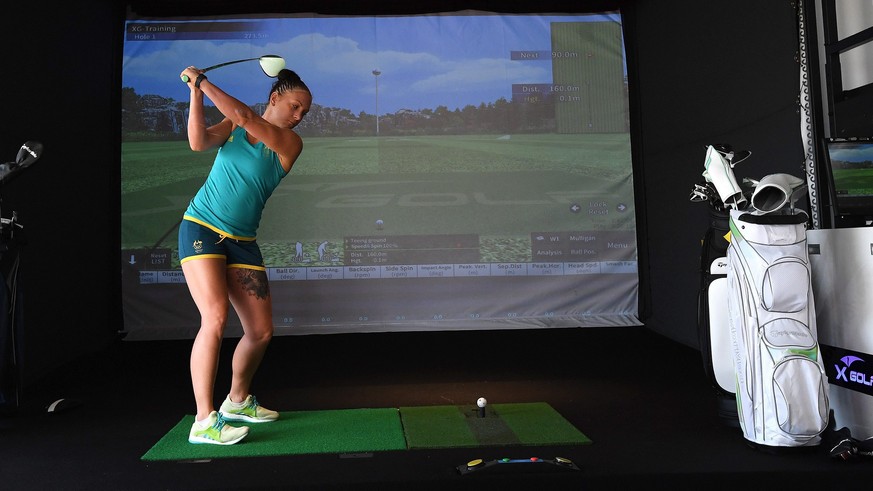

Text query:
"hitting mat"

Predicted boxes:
[[400, 402, 592, 449], [141, 408, 407, 461], [141, 403, 590, 461]]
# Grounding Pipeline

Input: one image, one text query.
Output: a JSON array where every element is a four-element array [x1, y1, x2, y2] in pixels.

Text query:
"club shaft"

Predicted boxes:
[[180, 57, 262, 83], [202, 57, 261, 73]]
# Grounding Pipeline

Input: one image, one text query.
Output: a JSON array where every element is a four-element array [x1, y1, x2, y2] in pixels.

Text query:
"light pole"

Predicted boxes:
[[372, 69, 381, 136]]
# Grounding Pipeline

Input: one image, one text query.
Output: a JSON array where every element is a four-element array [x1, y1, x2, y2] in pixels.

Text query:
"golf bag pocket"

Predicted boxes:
[[771, 352, 829, 438], [761, 260, 809, 313]]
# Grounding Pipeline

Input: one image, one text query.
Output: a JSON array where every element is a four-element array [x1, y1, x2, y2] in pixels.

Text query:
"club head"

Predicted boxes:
[[16, 141, 42, 169], [259, 55, 285, 77], [0, 140, 42, 185]]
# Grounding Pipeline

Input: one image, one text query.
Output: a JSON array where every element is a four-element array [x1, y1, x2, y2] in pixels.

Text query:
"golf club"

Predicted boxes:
[[180, 54, 285, 82], [0, 140, 43, 185]]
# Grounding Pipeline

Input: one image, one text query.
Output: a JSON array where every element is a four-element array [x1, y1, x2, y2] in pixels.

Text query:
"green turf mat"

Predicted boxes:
[[141, 408, 407, 461], [399, 402, 592, 449], [143, 403, 591, 461]]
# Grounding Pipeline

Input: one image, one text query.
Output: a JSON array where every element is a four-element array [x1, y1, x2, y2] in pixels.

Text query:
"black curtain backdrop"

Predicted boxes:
[[0, 0, 831, 388]]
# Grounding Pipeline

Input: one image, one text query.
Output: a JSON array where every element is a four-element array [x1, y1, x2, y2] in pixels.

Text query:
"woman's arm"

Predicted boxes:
[[183, 69, 233, 152], [181, 67, 302, 167]]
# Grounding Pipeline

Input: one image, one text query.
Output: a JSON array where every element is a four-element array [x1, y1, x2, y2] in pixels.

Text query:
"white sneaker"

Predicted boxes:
[[188, 411, 249, 445], [219, 394, 279, 423]]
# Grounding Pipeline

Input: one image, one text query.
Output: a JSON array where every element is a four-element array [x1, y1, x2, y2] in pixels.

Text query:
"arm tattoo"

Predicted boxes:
[[235, 269, 270, 300]]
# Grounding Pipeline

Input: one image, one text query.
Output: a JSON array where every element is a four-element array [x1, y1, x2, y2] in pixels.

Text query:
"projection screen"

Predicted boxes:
[[120, 8, 641, 340]]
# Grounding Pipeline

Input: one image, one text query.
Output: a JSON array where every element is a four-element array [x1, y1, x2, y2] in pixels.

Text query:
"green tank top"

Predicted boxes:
[[184, 125, 287, 238]]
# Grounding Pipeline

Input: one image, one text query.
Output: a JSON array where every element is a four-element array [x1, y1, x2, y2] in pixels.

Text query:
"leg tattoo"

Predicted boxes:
[[235, 269, 270, 299]]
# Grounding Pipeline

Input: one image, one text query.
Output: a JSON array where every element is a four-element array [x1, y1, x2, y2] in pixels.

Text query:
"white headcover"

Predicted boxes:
[[750, 173, 807, 214], [702, 145, 746, 210]]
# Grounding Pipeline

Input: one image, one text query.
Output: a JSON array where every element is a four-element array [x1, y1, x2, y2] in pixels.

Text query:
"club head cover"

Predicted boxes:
[[16, 141, 43, 169], [750, 173, 806, 214], [702, 145, 747, 210], [829, 437, 858, 460]]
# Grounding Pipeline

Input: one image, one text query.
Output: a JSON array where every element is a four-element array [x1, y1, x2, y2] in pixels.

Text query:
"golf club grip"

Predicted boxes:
[[180, 67, 211, 83], [181, 66, 212, 83]]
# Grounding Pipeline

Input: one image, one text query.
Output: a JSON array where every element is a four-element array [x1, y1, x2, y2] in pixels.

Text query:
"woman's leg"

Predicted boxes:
[[181, 257, 229, 421], [225, 267, 274, 403]]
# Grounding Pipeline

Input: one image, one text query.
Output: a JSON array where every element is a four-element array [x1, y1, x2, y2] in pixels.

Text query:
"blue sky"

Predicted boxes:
[[123, 11, 622, 114], [830, 142, 873, 162]]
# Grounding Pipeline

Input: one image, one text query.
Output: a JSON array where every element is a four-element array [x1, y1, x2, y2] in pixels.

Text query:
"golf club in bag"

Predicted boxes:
[[1, 140, 43, 415], [0, 141, 43, 187], [691, 144, 752, 428]]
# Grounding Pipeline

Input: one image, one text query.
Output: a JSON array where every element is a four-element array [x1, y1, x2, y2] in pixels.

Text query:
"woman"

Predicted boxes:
[[178, 65, 312, 445]]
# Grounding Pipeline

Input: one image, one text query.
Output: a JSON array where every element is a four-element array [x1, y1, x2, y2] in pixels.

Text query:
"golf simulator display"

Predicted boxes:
[[121, 11, 641, 341], [819, 137, 873, 228], [179, 55, 285, 82]]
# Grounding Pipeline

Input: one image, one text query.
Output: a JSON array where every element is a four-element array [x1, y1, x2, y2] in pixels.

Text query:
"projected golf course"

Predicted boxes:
[[120, 10, 640, 339]]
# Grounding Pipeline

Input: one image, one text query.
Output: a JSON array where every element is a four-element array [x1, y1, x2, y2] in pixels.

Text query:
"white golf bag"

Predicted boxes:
[[726, 204, 829, 447], [693, 145, 829, 447]]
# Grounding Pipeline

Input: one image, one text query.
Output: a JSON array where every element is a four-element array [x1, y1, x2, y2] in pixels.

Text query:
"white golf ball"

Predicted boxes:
[[375, 219, 384, 229], [477, 397, 487, 408]]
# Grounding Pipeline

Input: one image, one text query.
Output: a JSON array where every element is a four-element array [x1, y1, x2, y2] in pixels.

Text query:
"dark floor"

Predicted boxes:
[[2, 326, 871, 490]]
